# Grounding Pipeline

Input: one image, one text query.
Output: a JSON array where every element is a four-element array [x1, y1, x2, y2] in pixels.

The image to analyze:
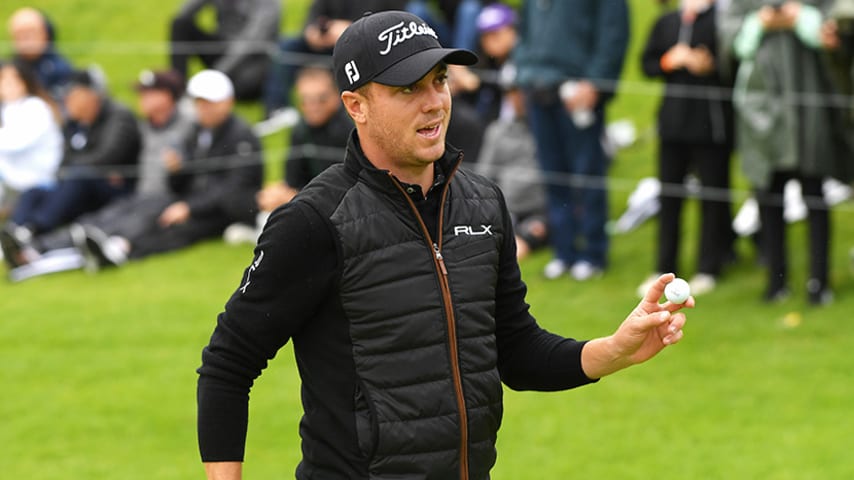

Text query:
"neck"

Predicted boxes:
[[359, 136, 436, 194]]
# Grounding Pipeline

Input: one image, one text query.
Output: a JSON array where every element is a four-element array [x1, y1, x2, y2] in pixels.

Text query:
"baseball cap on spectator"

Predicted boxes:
[[332, 10, 477, 92], [135, 69, 184, 100], [186, 69, 234, 102], [476, 4, 516, 33]]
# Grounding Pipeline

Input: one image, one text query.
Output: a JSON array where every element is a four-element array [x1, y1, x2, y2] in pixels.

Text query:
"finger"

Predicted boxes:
[[659, 313, 686, 344], [641, 273, 676, 304], [668, 312, 687, 331], [635, 310, 672, 333], [662, 329, 684, 346], [661, 295, 696, 312]]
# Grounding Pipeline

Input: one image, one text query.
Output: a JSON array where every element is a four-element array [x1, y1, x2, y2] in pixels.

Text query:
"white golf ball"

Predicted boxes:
[[664, 278, 690, 304]]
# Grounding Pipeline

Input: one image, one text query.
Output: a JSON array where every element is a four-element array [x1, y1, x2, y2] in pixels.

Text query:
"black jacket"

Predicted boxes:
[[284, 106, 352, 190], [169, 114, 263, 223], [62, 98, 142, 178], [197, 131, 595, 478], [640, 6, 734, 146]]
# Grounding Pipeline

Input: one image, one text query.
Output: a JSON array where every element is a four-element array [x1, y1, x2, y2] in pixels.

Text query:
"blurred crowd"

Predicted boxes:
[[1, 0, 854, 305]]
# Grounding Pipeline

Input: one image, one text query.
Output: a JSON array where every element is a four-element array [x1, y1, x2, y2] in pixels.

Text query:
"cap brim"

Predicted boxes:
[[373, 47, 478, 87]]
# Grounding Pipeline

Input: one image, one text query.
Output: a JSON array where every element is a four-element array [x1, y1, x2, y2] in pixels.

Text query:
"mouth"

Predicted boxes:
[[416, 122, 442, 139]]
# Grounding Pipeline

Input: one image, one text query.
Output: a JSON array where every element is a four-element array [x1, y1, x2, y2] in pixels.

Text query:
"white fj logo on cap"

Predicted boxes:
[[345, 60, 360, 85], [377, 21, 437, 55]]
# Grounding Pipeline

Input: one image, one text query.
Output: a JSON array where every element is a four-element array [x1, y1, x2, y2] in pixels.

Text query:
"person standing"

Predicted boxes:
[[719, 0, 853, 304], [513, 0, 630, 281], [168, 0, 281, 100], [197, 11, 691, 480], [637, 0, 736, 297]]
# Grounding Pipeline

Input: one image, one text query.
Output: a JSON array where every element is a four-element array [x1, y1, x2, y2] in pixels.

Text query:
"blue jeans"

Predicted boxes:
[[12, 176, 132, 234], [524, 92, 609, 268], [405, 0, 481, 50]]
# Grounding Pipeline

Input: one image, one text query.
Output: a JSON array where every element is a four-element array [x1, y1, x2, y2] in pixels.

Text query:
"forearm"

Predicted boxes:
[[204, 461, 242, 480], [580, 336, 634, 380]]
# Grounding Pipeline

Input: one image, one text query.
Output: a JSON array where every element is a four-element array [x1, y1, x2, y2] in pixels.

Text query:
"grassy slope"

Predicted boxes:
[[2, 1, 854, 478]]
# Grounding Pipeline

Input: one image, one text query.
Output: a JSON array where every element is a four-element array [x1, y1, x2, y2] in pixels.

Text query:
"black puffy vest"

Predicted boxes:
[[298, 140, 507, 480]]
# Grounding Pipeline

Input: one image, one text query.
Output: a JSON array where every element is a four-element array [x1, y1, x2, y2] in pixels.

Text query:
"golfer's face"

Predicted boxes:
[[362, 63, 452, 168]]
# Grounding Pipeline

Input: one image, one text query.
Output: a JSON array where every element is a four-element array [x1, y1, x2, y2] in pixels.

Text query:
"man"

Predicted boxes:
[[226, 65, 353, 244], [169, 0, 281, 100], [1, 68, 141, 265], [267, 66, 352, 206], [1, 70, 194, 280], [197, 11, 691, 480], [513, 0, 630, 281], [7, 7, 73, 99], [82, 69, 263, 266]]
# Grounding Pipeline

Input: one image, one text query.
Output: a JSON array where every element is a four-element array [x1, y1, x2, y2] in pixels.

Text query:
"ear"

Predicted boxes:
[[341, 90, 367, 125]]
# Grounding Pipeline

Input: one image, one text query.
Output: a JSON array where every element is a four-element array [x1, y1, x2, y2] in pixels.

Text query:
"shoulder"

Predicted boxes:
[[293, 163, 354, 209], [105, 100, 138, 124], [222, 115, 262, 148], [453, 167, 504, 202], [19, 96, 52, 117]]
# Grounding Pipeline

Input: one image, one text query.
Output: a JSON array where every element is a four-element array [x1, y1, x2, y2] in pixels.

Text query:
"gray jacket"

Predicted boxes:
[[719, 0, 854, 187]]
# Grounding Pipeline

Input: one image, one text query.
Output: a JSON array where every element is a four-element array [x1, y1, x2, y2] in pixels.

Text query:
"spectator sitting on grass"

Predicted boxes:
[[226, 65, 352, 244], [475, 86, 548, 260], [1, 70, 195, 280], [79, 70, 263, 269], [7, 7, 73, 100], [0, 60, 63, 220], [0, 68, 141, 268]]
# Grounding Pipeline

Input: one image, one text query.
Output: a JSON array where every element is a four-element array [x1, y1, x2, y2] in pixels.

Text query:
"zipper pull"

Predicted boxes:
[[433, 243, 448, 275]]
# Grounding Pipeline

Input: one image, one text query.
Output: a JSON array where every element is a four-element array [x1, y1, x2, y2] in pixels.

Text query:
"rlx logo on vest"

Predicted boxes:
[[453, 225, 494, 236]]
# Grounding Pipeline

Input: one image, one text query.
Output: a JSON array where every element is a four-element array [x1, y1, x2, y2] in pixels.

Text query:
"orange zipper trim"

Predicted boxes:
[[388, 158, 468, 480]]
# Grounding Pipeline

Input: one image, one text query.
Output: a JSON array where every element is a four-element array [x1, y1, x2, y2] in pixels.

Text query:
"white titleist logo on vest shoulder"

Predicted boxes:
[[454, 225, 494, 236], [377, 21, 437, 55]]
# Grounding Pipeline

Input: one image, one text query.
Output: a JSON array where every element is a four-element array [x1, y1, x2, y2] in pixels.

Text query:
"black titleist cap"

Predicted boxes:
[[332, 10, 478, 92]]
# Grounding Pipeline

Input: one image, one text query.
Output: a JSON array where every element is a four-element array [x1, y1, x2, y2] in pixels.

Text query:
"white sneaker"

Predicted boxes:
[[223, 222, 261, 245], [732, 197, 760, 237], [689, 273, 717, 296], [636, 272, 662, 298], [253, 107, 300, 137], [570, 261, 602, 281], [543, 258, 568, 279]]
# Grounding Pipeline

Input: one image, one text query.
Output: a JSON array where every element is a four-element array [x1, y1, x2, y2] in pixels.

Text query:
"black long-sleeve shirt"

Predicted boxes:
[[197, 139, 596, 468]]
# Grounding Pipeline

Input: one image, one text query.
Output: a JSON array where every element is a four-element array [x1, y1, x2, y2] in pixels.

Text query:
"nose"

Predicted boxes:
[[421, 82, 448, 114]]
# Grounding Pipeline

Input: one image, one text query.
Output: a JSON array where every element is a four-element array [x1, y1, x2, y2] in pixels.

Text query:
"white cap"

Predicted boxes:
[[186, 69, 234, 102]]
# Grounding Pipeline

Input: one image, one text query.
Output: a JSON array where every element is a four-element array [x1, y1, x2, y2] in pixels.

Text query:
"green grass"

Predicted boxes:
[[3, 1, 854, 478]]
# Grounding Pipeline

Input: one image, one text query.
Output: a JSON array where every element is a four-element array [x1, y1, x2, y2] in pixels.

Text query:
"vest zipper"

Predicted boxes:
[[388, 158, 469, 480]]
